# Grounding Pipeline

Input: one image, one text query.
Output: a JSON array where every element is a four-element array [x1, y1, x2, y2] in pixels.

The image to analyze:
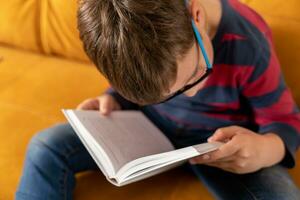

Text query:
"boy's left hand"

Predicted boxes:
[[189, 126, 285, 174]]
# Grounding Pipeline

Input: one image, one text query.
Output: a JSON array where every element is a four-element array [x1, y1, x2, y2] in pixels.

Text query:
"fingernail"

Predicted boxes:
[[189, 159, 196, 164], [202, 155, 210, 160]]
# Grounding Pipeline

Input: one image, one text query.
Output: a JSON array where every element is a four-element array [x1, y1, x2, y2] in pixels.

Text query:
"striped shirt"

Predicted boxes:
[[107, 0, 300, 168]]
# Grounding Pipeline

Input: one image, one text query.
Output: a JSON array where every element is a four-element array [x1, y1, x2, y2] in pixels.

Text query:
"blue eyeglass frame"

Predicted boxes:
[[156, 0, 213, 104]]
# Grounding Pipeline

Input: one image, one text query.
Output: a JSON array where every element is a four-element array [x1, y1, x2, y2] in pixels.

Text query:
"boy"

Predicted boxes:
[[16, 0, 300, 199]]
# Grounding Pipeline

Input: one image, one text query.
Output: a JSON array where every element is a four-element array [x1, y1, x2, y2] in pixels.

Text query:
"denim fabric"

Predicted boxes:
[[16, 107, 300, 199]]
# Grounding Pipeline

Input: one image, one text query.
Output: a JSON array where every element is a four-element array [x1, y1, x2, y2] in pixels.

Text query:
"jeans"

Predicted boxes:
[[16, 107, 300, 200]]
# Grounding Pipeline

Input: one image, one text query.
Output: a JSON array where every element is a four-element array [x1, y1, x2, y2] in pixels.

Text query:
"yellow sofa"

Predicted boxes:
[[0, 0, 299, 199]]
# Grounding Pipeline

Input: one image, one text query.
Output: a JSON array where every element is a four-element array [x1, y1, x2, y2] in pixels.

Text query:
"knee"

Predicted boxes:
[[251, 165, 300, 200], [26, 123, 75, 167]]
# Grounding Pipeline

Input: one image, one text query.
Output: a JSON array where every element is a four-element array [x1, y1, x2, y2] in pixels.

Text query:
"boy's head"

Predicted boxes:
[[78, 0, 213, 105]]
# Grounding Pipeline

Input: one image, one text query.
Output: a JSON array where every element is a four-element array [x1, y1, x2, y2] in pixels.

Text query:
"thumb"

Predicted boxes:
[[208, 126, 240, 142]]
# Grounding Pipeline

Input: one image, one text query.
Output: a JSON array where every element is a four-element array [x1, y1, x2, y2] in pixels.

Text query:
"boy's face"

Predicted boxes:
[[166, 11, 214, 98]]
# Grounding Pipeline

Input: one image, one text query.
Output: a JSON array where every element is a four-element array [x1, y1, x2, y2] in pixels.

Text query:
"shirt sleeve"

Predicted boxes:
[[240, 48, 300, 168], [104, 87, 140, 110]]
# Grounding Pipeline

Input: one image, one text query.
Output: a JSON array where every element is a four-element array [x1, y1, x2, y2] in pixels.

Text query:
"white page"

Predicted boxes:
[[63, 110, 175, 172], [63, 110, 114, 176], [116, 142, 223, 184]]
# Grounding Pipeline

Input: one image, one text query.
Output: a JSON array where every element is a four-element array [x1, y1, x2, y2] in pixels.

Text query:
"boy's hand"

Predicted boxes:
[[76, 94, 121, 116], [189, 126, 285, 174]]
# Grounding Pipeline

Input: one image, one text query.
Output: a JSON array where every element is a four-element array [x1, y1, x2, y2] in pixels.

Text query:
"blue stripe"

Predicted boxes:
[[183, 86, 239, 104], [153, 103, 248, 128], [215, 39, 256, 66], [247, 45, 271, 83]]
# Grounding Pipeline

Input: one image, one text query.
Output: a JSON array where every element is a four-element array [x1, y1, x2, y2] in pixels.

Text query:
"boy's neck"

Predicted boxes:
[[199, 0, 222, 40]]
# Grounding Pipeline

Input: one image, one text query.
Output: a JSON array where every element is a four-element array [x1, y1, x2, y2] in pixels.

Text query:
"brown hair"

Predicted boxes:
[[77, 0, 194, 105]]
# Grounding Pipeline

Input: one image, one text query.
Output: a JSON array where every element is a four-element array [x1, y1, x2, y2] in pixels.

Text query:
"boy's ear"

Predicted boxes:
[[189, 0, 207, 32]]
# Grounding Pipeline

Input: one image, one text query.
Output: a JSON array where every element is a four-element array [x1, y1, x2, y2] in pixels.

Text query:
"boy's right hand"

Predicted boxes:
[[76, 94, 121, 116]]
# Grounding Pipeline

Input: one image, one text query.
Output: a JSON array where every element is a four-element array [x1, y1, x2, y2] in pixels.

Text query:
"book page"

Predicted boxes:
[[67, 110, 174, 172], [116, 142, 223, 184]]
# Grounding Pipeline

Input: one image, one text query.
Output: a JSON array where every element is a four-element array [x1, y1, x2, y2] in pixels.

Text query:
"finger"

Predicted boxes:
[[204, 161, 236, 173], [191, 150, 237, 164], [205, 158, 238, 168], [208, 126, 242, 142], [211, 136, 241, 160], [207, 158, 249, 174], [99, 96, 114, 115], [212, 154, 237, 162], [76, 99, 89, 110], [190, 153, 236, 165], [189, 154, 216, 164], [76, 98, 99, 110], [76, 102, 85, 110], [190, 138, 241, 164]]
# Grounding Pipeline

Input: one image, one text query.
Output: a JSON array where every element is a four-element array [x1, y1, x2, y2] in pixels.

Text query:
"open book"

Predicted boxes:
[[62, 109, 223, 186]]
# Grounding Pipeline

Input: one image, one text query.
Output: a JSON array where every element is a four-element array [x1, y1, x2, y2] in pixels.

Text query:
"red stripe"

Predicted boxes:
[[242, 49, 281, 97], [221, 33, 247, 42], [203, 112, 249, 122], [208, 101, 241, 111], [205, 64, 254, 88], [255, 90, 294, 118]]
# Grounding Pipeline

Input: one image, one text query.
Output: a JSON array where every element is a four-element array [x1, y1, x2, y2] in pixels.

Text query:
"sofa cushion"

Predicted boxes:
[[0, 0, 89, 62], [0, 45, 104, 199], [0, 0, 40, 52]]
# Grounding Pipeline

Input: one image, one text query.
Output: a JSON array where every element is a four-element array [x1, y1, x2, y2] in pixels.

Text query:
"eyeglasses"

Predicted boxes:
[[156, 14, 213, 104]]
